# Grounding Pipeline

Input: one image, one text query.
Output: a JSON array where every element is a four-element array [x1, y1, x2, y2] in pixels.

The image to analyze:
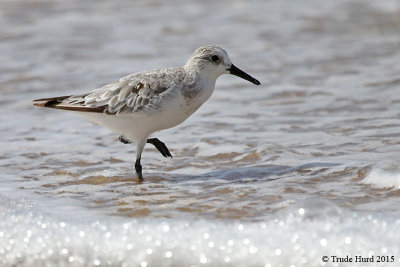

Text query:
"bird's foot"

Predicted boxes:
[[135, 157, 144, 181], [147, 138, 172, 158], [119, 135, 132, 144]]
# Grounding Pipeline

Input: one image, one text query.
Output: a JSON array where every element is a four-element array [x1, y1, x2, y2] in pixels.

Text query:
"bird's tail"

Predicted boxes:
[[33, 95, 106, 113]]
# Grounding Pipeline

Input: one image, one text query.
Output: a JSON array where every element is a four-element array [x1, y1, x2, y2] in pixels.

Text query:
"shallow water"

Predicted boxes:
[[1, 0, 400, 266]]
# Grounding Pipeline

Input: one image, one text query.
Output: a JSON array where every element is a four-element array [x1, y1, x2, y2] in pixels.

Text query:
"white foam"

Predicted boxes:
[[361, 169, 400, 189], [1, 198, 399, 267]]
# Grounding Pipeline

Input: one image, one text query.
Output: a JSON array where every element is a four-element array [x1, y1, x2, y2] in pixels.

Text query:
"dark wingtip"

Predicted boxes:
[[32, 101, 47, 107], [33, 96, 71, 107]]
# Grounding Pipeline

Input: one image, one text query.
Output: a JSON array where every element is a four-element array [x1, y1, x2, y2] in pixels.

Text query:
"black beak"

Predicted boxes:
[[227, 64, 260, 85]]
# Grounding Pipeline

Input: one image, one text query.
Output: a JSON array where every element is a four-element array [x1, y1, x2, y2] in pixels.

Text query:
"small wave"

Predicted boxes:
[[361, 168, 400, 189]]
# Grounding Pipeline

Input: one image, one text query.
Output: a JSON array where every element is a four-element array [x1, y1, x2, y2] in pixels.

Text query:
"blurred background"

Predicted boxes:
[[1, 0, 400, 266]]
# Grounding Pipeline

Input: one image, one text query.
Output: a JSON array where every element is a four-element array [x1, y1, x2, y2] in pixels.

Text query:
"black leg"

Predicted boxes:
[[135, 157, 143, 181], [119, 136, 172, 158], [147, 138, 172, 158], [119, 135, 132, 144]]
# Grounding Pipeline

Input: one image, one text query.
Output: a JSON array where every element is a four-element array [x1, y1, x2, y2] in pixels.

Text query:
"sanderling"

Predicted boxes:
[[33, 45, 260, 180]]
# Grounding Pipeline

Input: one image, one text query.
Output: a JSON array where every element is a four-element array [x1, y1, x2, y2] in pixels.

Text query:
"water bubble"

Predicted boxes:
[[298, 208, 305, 215], [200, 254, 207, 264], [163, 225, 170, 232], [249, 246, 258, 254]]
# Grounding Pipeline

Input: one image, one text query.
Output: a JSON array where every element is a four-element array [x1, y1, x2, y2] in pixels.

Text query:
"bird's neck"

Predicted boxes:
[[183, 61, 218, 85], [182, 65, 217, 103]]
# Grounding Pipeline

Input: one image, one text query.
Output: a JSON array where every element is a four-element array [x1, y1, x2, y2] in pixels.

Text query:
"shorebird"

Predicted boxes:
[[33, 45, 260, 180]]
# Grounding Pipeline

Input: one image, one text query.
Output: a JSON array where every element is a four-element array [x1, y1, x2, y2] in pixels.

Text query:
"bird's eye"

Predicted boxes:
[[211, 55, 220, 62]]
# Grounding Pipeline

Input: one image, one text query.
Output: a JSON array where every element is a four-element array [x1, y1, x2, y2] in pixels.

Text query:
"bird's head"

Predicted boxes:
[[185, 45, 260, 85]]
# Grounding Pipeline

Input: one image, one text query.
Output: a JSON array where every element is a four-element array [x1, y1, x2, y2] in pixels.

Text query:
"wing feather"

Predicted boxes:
[[33, 68, 186, 115]]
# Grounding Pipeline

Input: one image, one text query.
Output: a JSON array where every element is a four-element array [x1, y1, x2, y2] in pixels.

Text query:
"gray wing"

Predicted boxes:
[[34, 68, 185, 115]]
